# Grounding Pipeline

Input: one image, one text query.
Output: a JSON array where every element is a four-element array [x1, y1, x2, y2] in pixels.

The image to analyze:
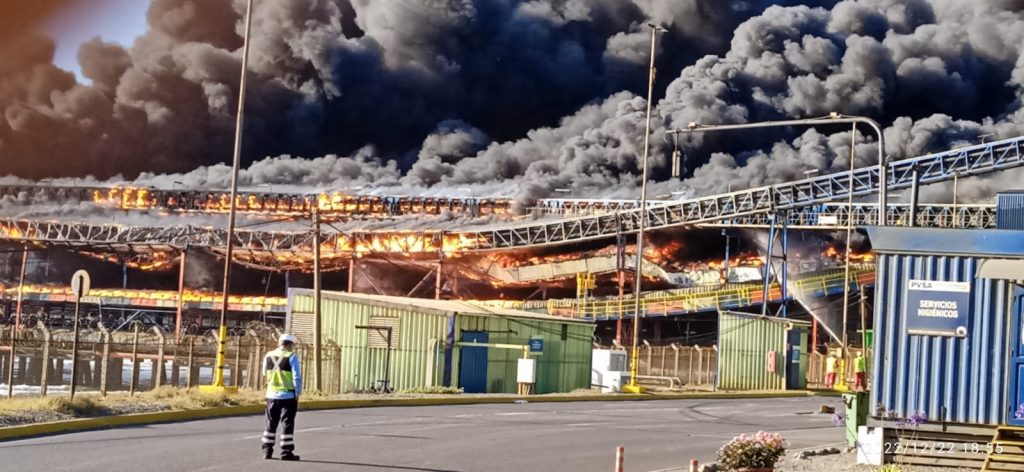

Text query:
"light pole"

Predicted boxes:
[[204, 0, 255, 392], [624, 23, 666, 394], [666, 129, 684, 178], [677, 113, 887, 356], [553, 188, 573, 199], [680, 112, 888, 225]]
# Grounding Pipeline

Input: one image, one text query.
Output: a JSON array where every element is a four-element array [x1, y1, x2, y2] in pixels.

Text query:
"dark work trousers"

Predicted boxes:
[[263, 398, 298, 454]]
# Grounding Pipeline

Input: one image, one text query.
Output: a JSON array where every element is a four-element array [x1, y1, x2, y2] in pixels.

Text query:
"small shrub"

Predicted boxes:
[[716, 431, 786, 470], [400, 386, 464, 395], [880, 464, 903, 472]]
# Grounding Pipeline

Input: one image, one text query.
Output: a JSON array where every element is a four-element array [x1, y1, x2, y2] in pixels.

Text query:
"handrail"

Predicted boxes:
[[546, 267, 875, 319]]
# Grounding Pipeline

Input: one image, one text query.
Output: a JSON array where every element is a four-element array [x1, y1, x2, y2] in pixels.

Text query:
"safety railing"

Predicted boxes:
[[634, 344, 717, 389], [0, 323, 347, 397], [806, 350, 872, 390], [545, 266, 875, 320]]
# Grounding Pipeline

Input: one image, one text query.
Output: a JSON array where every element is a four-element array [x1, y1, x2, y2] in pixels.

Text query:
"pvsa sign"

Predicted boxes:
[[905, 279, 971, 337]]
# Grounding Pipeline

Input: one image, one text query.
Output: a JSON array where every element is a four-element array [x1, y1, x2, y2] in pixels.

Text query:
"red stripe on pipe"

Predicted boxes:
[[615, 446, 625, 472]]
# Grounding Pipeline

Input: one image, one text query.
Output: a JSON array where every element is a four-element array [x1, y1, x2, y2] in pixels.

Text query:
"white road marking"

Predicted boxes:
[[238, 418, 423, 440]]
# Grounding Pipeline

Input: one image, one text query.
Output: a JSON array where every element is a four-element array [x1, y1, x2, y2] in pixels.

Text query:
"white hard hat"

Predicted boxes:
[[279, 333, 298, 345]]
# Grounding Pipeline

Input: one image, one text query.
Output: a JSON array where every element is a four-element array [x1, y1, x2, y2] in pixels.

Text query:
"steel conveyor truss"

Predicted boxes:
[[0, 136, 1020, 261], [467, 136, 1023, 250]]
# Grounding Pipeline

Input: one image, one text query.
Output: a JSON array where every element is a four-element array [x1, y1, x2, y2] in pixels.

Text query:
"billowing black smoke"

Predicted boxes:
[[2, 1, 1024, 201]]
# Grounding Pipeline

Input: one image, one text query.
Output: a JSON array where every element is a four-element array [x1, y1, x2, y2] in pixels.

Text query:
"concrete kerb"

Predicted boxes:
[[0, 390, 820, 442]]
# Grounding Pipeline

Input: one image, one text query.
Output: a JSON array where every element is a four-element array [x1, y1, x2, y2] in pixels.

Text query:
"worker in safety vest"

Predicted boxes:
[[261, 333, 303, 461], [853, 350, 867, 391], [824, 351, 838, 389]]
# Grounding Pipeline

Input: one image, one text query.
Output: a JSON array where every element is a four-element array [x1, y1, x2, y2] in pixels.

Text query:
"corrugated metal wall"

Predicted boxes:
[[997, 192, 1024, 230], [453, 315, 593, 394], [717, 312, 787, 391], [290, 294, 449, 392], [871, 254, 1013, 425]]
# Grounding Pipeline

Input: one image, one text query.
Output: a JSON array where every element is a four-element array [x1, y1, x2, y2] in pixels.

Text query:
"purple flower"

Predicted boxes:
[[908, 411, 928, 426], [832, 413, 847, 426]]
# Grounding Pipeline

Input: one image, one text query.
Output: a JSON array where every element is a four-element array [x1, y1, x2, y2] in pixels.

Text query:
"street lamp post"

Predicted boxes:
[[624, 23, 666, 394], [681, 113, 888, 225], [204, 0, 255, 392], [677, 113, 887, 354]]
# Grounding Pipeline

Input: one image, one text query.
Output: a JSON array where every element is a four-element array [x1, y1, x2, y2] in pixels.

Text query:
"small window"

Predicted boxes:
[[561, 323, 568, 340], [367, 316, 400, 349]]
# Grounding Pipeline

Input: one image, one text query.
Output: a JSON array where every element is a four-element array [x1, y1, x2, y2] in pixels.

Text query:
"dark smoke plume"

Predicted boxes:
[[2, 1, 1024, 203]]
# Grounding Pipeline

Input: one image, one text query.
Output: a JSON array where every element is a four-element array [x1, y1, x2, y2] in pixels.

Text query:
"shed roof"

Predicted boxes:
[[288, 289, 592, 325], [719, 310, 812, 326], [866, 227, 1024, 258]]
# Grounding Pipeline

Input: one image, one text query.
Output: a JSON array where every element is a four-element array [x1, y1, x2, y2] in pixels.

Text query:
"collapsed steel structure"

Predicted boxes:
[[0, 136, 1020, 271]]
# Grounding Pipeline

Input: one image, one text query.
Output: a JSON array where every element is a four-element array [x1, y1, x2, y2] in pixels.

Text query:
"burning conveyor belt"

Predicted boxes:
[[0, 137, 1018, 270], [0, 184, 650, 218]]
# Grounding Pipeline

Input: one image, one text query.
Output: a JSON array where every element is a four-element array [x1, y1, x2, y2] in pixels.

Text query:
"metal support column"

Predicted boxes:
[[313, 207, 323, 392], [909, 165, 920, 227], [761, 215, 777, 317], [175, 248, 187, 341], [348, 256, 355, 293], [435, 235, 444, 300]]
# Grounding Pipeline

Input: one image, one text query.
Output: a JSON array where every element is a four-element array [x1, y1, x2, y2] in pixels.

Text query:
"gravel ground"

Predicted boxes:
[[777, 450, 976, 472], [0, 402, 167, 427]]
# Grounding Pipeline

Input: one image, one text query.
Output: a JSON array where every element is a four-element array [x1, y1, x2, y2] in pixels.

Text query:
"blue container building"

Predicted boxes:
[[867, 226, 1024, 468]]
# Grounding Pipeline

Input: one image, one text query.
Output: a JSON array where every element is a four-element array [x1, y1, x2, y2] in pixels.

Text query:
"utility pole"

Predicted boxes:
[[859, 290, 868, 349], [175, 247, 187, 341], [7, 246, 27, 399], [436, 233, 444, 300], [841, 123, 856, 353], [207, 0, 255, 392], [626, 23, 666, 394], [313, 207, 323, 392]]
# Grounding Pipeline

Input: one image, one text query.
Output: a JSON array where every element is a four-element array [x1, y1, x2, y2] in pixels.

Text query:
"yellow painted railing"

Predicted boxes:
[[543, 265, 875, 319]]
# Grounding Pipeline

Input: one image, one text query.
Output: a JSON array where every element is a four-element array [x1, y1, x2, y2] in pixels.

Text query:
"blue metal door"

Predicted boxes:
[[459, 331, 489, 394], [1009, 291, 1024, 426], [786, 328, 804, 390]]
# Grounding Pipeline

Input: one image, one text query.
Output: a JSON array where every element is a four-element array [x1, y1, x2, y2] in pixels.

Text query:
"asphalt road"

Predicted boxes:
[[0, 397, 845, 472]]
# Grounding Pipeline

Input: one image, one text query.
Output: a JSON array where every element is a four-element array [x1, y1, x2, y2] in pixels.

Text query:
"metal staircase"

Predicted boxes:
[[982, 426, 1024, 471]]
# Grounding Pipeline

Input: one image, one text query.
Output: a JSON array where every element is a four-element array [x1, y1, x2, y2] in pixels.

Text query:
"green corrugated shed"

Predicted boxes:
[[453, 314, 593, 394], [288, 289, 594, 394], [717, 311, 809, 391]]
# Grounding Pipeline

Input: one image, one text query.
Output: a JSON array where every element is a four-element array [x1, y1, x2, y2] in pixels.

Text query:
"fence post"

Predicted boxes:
[[250, 339, 260, 389], [153, 328, 166, 390], [129, 323, 140, 396], [688, 347, 694, 385], [709, 345, 717, 387], [695, 345, 703, 386], [99, 324, 110, 396], [39, 324, 51, 397], [233, 335, 242, 388], [186, 337, 195, 389], [644, 342, 652, 376], [671, 343, 680, 382], [169, 341, 179, 387]]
